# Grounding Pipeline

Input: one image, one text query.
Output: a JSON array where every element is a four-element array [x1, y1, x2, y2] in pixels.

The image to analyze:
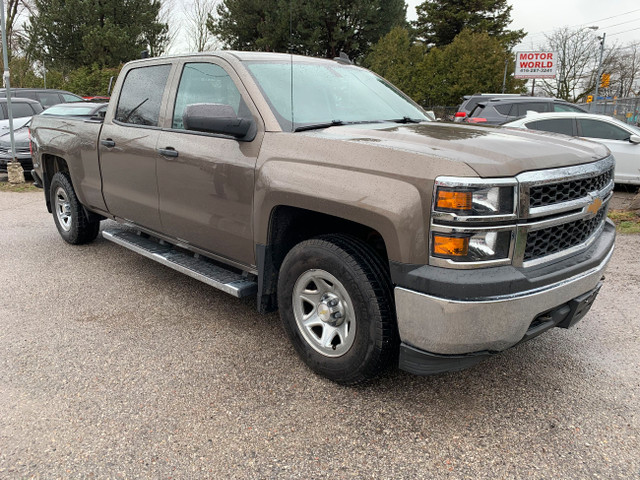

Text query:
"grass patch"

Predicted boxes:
[[608, 209, 640, 234], [0, 181, 39, 193]]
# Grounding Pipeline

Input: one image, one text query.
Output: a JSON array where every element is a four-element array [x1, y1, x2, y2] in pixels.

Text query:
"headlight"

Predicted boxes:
[[432, 230, 512, 262], [433, 178, 517, 218], [430, 177, 518, 268]]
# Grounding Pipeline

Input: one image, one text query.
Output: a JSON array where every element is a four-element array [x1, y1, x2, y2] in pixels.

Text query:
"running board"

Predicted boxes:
[[102, 229, 257, 298]]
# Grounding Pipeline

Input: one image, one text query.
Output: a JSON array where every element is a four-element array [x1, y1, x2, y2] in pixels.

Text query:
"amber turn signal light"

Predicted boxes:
[[433, 235, 469, 257], [436, 189, 472, 211]]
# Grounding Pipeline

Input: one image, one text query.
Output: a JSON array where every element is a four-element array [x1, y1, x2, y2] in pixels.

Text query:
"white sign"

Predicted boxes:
[[514, 51, 557, 79]]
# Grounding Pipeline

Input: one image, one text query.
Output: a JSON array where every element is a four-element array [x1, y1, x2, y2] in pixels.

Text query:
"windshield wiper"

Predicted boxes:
[[386, 116, 423, 124], [294, 119, 394, 132], [293, 120, 345, 132]]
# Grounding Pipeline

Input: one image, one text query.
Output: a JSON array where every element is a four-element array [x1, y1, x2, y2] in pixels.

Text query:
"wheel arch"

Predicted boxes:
[[256, 205, 393, 313]]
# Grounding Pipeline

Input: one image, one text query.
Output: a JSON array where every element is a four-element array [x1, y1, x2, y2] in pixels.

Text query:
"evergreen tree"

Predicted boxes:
[[26, 0, 168, 71], [208, 0, 406, 60], [420, 30, 525, 105], [414, 0, 525, 48], [363, 27, 426, 103]]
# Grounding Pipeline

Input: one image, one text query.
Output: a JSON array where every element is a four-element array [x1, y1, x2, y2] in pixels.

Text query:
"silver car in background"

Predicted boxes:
[[503, 112, 640, 185]]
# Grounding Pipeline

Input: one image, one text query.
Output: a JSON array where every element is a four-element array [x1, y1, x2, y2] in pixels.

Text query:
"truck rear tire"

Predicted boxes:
[[50, 172, 100, 244], [277, 234, 398, 385]]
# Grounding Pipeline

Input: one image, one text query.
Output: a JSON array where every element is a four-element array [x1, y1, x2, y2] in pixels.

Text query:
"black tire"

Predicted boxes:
[[50, 172, 100, 244], [277, 234, 398, 385]]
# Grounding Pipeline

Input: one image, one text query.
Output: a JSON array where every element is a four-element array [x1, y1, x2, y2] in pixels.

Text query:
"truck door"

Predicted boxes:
[[99, 63, 173, 232], [155, 60, 263, 267]]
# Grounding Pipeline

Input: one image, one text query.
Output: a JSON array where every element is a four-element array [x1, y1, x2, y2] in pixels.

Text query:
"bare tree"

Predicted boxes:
[[609, 43, 640, 98], [537, 27, 602, 102], [5, 0, 34, 56], [184, 0, 219, 53], [158, 0, 179, 55]]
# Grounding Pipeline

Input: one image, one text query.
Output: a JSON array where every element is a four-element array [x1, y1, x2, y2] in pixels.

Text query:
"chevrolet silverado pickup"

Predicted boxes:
[[29, 52, 616, 384]]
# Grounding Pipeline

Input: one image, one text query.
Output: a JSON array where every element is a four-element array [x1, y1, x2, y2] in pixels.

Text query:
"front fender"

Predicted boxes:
[[255, 159, 427, 264]]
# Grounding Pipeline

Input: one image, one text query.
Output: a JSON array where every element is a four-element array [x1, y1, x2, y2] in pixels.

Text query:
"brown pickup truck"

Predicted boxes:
[[30, 52, 616, 384]]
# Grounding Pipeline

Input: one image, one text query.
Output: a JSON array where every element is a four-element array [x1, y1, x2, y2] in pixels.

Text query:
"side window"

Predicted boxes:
[[494, 104, 512, 116], [17, 91, 37, 100], [37, 92, 62, 108], [527, 118, 574, 136], [578, 119, 629, 141], [62, 93, 83, 103], [10, 103, 35, 118], [115, 64, 171, 126], [172, 62, 249, 130], [0, 106, 5, 120], [516, 102, 550, 116]]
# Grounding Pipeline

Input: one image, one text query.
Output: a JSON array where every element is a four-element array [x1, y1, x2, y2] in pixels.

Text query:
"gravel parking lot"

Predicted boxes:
[[1, 189, 639, 479]]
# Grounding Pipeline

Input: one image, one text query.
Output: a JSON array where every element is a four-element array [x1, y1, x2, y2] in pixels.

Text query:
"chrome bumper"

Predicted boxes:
[[394, 245, 614, 355]]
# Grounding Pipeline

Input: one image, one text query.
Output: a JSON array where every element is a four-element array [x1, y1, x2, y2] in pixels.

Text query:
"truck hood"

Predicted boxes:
[[302, 122, 610, 178]]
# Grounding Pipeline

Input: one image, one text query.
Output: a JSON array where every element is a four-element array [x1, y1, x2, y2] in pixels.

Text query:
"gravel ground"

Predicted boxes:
[[0, 190, 639, 479]]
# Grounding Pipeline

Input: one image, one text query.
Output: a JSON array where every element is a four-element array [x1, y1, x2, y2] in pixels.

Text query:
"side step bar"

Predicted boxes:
[[102, 229, 257, 298]]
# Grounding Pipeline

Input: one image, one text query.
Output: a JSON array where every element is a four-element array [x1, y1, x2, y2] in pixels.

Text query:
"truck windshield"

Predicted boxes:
[[245, 61, 429, 131]]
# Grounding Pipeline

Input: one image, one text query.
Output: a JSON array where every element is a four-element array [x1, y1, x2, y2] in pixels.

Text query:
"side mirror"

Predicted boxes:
[[183, 103, 255, 140], [629, 134, 640, 144]]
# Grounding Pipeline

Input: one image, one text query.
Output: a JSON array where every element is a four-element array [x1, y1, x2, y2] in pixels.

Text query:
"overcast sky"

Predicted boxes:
[[171, 0, 640, 53]]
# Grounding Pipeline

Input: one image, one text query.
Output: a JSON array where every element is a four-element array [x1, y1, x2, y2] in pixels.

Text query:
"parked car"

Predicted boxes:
[[0, 121, 32, 173], [0, 97, 43, 123], [0, 103, 107, 174], [466, 97, 588, 125], [503, 111, 640, 185], [454, 93, 525, 122], [0, 88, 84, 109]]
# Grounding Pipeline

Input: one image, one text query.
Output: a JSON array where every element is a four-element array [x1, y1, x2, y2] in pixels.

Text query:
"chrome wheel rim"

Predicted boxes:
[[54, 186, 72, 232], [292, 269, 355, 358]]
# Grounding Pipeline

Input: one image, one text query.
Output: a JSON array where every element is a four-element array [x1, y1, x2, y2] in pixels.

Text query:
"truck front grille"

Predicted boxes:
[[529, 167, 613, 208], [524, 208, 606, 261]]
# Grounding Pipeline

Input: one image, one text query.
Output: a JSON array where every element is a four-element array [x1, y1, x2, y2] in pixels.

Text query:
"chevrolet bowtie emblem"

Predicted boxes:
[[586, 196, 603, 217]]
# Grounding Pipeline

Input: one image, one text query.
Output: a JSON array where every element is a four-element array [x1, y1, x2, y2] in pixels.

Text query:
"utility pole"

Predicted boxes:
[[0, 0, 24, 184], [592, 32, 606, 113], [501, 56, 508, 94]]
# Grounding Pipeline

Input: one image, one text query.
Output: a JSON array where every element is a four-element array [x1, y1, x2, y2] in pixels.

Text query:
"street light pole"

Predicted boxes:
[[0, 0, 24, 184], [592, 32, 606, 113]]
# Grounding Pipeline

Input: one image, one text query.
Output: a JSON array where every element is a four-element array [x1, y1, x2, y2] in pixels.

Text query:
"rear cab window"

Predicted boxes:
[[115, 64, 172, 127]]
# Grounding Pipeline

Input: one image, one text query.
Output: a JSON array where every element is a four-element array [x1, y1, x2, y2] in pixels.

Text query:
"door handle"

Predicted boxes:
[[100, 139, 115, 148], [158, 147, 179, 158]]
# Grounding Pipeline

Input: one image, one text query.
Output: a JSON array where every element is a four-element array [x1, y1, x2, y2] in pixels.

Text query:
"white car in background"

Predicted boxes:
[[503, 112, 640, 185]]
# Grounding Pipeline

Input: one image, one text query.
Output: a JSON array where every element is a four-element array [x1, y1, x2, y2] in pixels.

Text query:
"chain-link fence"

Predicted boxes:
[[577, 97, 640, 126]]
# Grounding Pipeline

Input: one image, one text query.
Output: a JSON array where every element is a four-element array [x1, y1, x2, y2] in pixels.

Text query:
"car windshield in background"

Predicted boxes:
[[245, 61, 429, 131]]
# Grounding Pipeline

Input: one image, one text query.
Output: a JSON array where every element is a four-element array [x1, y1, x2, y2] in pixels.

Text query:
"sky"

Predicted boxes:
[[171, 0, 640, 53]]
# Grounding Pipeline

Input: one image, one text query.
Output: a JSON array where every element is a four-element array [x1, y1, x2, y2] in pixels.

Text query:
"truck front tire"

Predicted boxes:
[[50, 172, 100, 244], [277, 234, 398, 385]]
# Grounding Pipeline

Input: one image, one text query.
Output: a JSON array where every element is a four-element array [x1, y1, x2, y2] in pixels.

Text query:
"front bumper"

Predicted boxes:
[[394, 221, 615, 374]]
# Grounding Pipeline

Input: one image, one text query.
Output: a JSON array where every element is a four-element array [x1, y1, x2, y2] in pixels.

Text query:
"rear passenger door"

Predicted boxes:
[[100, 62, 174, 232], [155, 59, 263, 267]]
